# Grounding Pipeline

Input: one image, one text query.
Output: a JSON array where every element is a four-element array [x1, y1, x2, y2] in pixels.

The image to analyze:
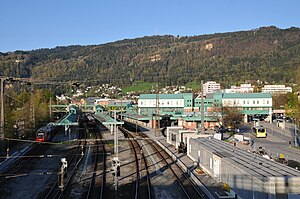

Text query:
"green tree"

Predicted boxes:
[[222, 106, 244, 130]]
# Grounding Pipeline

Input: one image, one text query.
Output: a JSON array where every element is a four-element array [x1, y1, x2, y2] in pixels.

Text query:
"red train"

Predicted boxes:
[[36, 123, 54, 142]]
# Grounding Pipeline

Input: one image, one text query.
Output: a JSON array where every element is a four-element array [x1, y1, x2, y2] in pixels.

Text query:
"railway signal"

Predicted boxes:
[[112, 157, 120, 177], [58, 158, 68, 191]]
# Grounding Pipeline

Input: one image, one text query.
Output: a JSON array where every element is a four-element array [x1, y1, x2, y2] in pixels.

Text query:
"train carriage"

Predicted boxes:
[[36, 123, 54, 142]]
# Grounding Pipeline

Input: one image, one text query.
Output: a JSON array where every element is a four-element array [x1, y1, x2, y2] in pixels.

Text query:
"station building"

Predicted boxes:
[[130, 92, 273, 129], [218, 93, 273, 123]]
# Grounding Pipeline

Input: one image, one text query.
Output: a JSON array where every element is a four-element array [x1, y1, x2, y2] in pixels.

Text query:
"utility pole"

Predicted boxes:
[[114, 110, 118, 156], [120, 98, 123, 125], [113, 110, 119, 193], [49, 97, 52, 120], [155, 84, 160, 136], [295, 118, 299, 147], [0, 78, 4, 140], [200, 80, 205, 133], [30, 80, 35, 131]]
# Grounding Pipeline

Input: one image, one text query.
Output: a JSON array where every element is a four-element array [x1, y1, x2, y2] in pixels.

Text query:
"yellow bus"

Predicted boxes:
[[253, 126, 267, 138]]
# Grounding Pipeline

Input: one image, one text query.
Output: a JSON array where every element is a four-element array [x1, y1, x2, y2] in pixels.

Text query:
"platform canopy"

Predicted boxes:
[[94, 112, 124, 125], [53, 113, 79, 126]]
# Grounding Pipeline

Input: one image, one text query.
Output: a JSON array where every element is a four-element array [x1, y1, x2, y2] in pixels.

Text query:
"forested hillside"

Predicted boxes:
[[1, 26, 300, 89]]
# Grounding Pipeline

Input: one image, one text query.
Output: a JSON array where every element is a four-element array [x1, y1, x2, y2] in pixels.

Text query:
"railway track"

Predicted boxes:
[[119, 126, 153, 199], [0, 127, 62, 189], [0, 143, 44, 187], [122, 124, 206, 199], [43, 126, 86, 199], [144, 135, 205, 199], [85, 123, 107, 199]]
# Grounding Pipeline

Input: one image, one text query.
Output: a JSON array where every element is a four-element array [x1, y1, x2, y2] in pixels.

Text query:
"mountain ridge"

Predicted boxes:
[[1, 26, 300, 89]]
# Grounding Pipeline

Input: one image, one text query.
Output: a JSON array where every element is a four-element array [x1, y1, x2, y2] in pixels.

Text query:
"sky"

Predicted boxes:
[[1, 0, 300, 52]]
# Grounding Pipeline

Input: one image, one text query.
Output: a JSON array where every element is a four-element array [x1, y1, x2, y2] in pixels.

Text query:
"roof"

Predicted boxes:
[[139, 93, 193, 100], [222, 93, 272, 99], [53, 113, 79, 126], [191, 137, 300, 178], [122, 113, 153, 121], [183, 115, 217, 122], [93, 112, 124, 125]]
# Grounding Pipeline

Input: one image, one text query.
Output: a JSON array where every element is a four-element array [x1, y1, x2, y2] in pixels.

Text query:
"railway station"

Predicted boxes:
[[1, 90, 299, 199]]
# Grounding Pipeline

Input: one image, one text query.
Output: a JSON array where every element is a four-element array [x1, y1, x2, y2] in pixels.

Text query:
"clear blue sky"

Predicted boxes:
[[1, 0, 299, 52]]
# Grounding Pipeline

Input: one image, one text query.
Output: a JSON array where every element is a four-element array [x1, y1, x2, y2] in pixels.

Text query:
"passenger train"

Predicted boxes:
[[36, 123, 54, 142]]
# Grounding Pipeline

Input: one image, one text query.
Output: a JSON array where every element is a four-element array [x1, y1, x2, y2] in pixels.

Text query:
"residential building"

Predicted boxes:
[[225, 83, 254, 93], [262, 85, 292, 94], [203, 81, 221, 95]]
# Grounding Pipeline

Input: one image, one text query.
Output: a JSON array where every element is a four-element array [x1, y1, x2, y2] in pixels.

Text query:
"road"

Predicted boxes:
[[250, 121, 300, 161]]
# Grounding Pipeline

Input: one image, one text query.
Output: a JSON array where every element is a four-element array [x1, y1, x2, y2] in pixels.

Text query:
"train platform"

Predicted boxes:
[[141, 127, 229, 199]]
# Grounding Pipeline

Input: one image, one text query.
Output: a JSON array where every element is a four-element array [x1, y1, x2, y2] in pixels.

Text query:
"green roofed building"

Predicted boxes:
[[137, 92, 272, 127], [138, 93, 193, 116], [220, 92, 273, 122]]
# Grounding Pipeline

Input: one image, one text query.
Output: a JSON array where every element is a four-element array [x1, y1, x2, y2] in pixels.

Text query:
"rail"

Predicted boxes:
[[44, 127, 86, 199], [139, 132, 206, 199], [119, 126, 153, 199]]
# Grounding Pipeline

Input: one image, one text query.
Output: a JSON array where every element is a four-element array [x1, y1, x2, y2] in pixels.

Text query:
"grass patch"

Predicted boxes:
[[185, 81, 201, 91], [122, 81, 156, 93], [61, 140, 75, 145]]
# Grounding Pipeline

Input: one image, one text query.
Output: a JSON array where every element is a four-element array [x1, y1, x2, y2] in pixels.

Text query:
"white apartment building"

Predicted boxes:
[[262, 85, 292, 94], [203, 81, 220, 95], [225, 83, 254, 93]]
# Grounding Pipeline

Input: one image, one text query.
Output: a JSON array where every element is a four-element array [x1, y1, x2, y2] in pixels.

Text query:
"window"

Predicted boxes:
[[257, 100, 259, 104], [253, 100, 255, 104]]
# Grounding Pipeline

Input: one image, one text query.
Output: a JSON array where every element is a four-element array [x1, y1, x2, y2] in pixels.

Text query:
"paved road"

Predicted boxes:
[[248, 121, 300, 161], [262, 121, 299, 145]]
